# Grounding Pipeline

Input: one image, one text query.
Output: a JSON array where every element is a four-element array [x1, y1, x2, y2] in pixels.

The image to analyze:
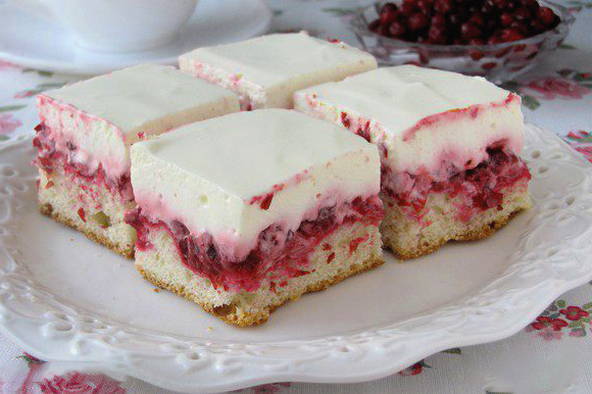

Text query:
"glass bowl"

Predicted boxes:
[[350, 0, 574, 83]]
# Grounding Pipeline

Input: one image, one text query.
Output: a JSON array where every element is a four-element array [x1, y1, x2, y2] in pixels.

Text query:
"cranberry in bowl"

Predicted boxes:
[[350, 0, 573, 82]]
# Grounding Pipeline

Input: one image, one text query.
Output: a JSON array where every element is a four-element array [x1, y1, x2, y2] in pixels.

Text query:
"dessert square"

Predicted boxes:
[[34, 64, 240, 258], [127, 109, 384, 326], [294, 65, 532, 259], [178, 32, 377, 110]]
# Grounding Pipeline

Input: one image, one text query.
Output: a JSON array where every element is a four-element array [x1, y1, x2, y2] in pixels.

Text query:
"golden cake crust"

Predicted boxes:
[[137, 254, 384, 327]]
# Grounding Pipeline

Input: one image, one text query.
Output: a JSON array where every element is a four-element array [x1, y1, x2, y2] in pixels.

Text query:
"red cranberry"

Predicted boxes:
[[480, 1, 495, 14], [368, 20, 380, 32], [500, 28, 524, 42], [492, 0, 508, 8], [469, 38, 486, 45], [526, 0, 540, 12], [401, 2, 417, 15], [461, 22, 482, 39], [514, 7, 531, 20], [380, 3, 398, 14], [434, 0, 453, 13], [448, 11, 468, 26], [428, 24, 448, 44], [510, 20, 529, 35], [505, 0, 517, 10], [417, 0, 433, 15], [538, 7, 556, 26], [530, 20, 545, 34], [389, 21, 407, 37], [408, 12, 429, 31], [500, 13, 513, 27], [488, 35, 504, 44], [377, 24, 391, 37], [431, 14, 446, 27], [469, 48, 485, 60], [379, 4, 399, 24], [469, 12, 485, 27]]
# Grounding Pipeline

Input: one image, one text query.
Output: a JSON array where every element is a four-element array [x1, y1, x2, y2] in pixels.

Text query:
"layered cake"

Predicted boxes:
[[294, 66, 532, 259], [127, 109, 384, 326], [34, 64, 240, 258], [178, 32, 377, 110]]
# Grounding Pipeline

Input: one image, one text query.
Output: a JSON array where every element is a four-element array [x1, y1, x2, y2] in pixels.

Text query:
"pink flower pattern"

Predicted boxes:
[[0, 113, 22, 135], [398, 360, 431, 376], [523, 77, 591, 100], [14, 90, 37, 99], [565, 130, 592, 163], [527, 299, 592, 339], [535, 327, 564, 341], [38, 372, 126, 394], [0, 60, 20, 71]]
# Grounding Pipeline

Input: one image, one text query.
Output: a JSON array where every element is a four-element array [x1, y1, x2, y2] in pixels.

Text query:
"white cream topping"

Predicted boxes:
[[130, 109, 380, 260], [179, 32, 377, 109], [38, 64, 240, 179], [294, 65, 524, 176]]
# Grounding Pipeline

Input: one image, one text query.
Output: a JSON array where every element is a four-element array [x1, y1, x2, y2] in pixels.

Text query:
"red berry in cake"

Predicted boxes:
[[260, 193, 274, 210], [326, 252, 335, 264], [77, 207, 86, 222], [340, 112, 352, 129]]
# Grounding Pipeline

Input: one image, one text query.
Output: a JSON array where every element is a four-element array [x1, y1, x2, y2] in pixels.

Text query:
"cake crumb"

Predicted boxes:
[[207, 326, 213, 332], [153, 288, 161, 293]]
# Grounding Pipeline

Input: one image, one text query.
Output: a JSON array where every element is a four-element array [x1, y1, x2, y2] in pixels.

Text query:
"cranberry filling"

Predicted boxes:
[[126, 196, 383, 292], [33, 123, 133, 201], [382, 148, 531, 222]]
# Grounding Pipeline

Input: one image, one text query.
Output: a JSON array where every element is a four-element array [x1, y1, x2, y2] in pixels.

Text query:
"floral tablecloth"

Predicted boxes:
[[1, 0, 592, 393]]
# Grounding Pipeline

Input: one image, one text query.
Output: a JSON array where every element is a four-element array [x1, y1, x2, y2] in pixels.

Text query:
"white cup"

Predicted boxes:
[[15, 0, 198, 53]]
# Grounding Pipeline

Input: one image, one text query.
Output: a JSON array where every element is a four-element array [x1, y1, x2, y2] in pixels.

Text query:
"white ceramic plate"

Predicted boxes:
[[0, 0, 271, 75], [0, 125, 591, 393]]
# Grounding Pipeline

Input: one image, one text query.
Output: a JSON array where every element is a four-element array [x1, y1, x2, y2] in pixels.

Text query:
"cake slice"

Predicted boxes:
[[294, 65, 532, 259], [178, 32, 377, 110], [34, 64, 240, 258], [127, 109, 383, 326]]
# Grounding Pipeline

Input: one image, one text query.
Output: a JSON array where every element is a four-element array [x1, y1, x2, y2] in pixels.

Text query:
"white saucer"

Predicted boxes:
[[0, 0, 272, 75], [1, 124, 592, 393]]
